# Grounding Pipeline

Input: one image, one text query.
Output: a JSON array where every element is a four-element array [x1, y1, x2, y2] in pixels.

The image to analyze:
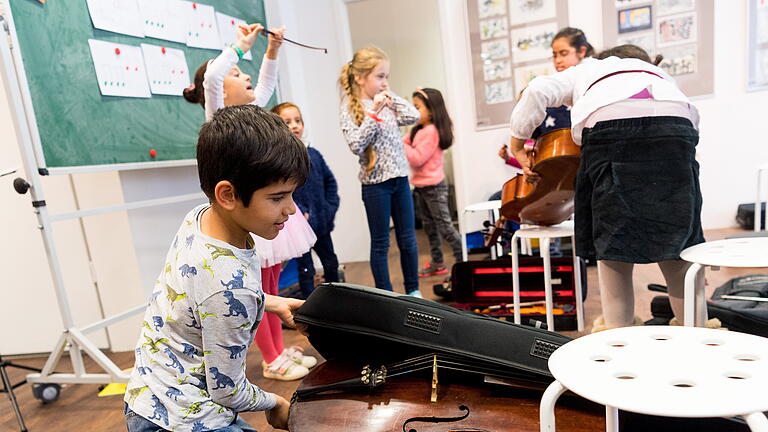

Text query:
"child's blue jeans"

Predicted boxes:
[[361, 176, 419, 294], [125, 404, 257, 432]]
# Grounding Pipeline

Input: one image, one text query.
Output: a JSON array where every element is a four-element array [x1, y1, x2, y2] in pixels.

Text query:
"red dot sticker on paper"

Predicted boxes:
[[161, 47, 167, 54], [115, 48, 121, 55], [231, 20, 235, 25], [134, 67, 139, 71], [149, 149, 157, 158], [192, 3, 197, 9], [125, 66, 129, 70]]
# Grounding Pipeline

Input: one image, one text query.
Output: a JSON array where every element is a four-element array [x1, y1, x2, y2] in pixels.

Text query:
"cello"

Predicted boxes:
[[485, 128, 580, 247]]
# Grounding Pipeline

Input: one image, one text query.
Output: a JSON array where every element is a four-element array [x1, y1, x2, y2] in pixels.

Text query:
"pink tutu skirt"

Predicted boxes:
[[251, 204, 317, 268]]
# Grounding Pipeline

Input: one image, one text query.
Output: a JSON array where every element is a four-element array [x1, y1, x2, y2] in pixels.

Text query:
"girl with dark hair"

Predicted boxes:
[[403, 88, 462, 277], [498, 27, 593, 168], [509, 44, 710, 332], [185, 23, 318, 381]]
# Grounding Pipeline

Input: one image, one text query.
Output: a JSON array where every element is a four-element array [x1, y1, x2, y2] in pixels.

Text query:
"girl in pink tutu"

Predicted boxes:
[[184, 23, 317, 380]]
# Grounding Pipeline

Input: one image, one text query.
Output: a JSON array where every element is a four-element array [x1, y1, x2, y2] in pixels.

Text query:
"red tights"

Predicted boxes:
[[254, 264, 284, 364]]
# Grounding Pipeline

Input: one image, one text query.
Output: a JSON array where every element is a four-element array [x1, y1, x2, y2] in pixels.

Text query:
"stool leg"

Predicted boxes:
[[512, 232, 521, 325], [605, 406, 619, 432], [489, 210, 497, 260], [572, 236, 584, 332], [460, 212, 468, 262], [683, 263, 703, 327], [743, 412, 768, 431], [539, 380, 567, 432], [541, 237, 555, 331]]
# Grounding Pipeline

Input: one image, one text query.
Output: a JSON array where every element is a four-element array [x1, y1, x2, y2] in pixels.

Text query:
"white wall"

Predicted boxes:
[[265, 0, 370, 263], [439, 0, 767, 232]]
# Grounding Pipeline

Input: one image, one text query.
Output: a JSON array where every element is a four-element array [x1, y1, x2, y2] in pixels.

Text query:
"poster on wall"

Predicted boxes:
[[748, 0, 768, 90], [510, 22, 558, 63], [601, 0, 714, 97], [467, 0, 569, 129], [508, 0, 556, 26]]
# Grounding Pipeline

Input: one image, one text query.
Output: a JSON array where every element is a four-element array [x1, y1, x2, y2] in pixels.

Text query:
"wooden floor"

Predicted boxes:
[[1, 227, 764, 432]]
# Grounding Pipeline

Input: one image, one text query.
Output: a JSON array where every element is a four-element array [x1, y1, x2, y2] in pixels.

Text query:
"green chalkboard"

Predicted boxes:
[[8, 0, 273, 168]]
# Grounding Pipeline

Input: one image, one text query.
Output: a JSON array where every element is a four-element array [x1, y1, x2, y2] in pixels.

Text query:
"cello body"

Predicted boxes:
[[501, 128, 580, 226]]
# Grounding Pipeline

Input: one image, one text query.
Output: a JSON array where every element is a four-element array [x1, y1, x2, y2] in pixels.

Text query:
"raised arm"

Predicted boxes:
[[251, 27, 283, 107], [389, 93, 420, 126]]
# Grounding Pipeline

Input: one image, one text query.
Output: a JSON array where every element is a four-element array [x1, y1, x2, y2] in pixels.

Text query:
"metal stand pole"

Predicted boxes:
[[0, 355, 42, 432]]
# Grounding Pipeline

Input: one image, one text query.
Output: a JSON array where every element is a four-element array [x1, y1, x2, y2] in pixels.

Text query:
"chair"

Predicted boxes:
[[540, 326, 768, 431], [511, 221, 584, 332]]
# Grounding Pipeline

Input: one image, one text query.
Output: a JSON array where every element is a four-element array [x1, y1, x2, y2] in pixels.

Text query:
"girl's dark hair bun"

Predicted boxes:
[[183, 87, 199, 104]]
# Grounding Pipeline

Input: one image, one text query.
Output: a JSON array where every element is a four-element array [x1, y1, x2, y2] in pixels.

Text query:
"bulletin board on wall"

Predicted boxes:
[[7, 0, 272, 170], [466, 0, 569, 130], [601, 0, 714, 97], [748, 0, 768, 91]]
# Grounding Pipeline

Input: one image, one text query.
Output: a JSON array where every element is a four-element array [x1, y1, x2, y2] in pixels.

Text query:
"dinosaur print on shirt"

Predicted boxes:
[[205, 244, 238, 260], [217, 344, 246, 359], [125, 205, 273, 430], [179, 264, 198, 278], [209, 367, 235, 390], [221, 269, 245, 289], [222, 290, 248, 318], [148, 395, 169, 426]]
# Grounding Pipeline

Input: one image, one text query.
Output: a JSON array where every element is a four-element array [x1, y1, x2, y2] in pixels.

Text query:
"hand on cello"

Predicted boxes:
[[509, 137, 540, 184]]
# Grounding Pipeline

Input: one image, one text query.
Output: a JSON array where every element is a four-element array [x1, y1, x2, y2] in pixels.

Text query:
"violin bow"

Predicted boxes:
[[263, 29, 328, 54]]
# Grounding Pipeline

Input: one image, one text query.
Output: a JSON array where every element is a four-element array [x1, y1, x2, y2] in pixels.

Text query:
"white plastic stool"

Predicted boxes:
[[680, 238, 768, 327], [511, 221, 584, 332], [540, 326, 768, 431], [460, 200, 502, 261]]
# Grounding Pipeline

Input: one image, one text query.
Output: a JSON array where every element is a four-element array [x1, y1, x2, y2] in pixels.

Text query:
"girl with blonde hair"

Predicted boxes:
[[338, 46, 422, 296]]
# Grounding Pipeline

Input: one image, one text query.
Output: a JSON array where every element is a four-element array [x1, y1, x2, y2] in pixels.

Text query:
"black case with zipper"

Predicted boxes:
[[295, 282, 572, 383]]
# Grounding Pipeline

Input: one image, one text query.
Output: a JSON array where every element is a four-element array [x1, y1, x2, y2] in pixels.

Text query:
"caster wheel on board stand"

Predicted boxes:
[[32, 383, 61, 403]]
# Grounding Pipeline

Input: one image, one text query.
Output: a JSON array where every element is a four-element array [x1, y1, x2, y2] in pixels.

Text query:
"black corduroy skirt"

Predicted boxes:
[[574, 116, 705, 263]]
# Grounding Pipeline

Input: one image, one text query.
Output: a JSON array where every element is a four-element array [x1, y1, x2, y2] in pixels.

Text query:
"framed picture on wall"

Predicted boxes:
[[747, 0, 768, 91], [602, 0, 714, 97], [618, 5, 653, 34], [466, 0, 569, 129]]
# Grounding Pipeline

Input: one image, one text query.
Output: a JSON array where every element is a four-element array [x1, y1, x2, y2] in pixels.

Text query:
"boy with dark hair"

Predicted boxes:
[[124, 104, 310, 432]]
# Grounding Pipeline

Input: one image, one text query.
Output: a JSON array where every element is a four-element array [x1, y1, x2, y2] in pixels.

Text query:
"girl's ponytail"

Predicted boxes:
[[184, 61, 208, 107], [339, 46, 389, 172]]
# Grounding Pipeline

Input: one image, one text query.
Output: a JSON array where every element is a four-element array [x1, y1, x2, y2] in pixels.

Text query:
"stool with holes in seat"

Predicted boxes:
[[539, 325, 768, 431], [680, 238, 768, 327]]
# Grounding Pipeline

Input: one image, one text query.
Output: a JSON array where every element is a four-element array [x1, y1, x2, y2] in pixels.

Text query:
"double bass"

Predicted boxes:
[[486, 128, 580, 247]]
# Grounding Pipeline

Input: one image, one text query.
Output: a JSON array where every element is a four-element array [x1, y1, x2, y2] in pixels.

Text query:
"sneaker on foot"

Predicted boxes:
[[418, 262, 448, 278], [285, 346, 318, 369], [263, 352, 310, 381], [407, 290, 424, 298]]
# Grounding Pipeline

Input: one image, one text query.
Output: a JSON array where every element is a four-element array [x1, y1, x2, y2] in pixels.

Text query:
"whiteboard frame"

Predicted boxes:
[[0, 3, 205, 387]]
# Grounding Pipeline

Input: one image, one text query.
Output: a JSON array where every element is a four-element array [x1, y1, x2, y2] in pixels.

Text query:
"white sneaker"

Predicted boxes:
[[407, 290, 423, 298], [263, 352, 309, 381], [286, 346, 318, 369]]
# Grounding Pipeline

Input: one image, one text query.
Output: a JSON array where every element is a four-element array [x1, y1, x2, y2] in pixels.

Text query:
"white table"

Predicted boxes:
[[511, 221, 584, 332], [461, 200, 502, 261], [541, 326, 768, 431], [680, 237, 768, 327]]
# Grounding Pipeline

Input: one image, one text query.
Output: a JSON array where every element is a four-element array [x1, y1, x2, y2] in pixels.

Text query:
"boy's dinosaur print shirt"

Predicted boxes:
[[125, 204, 275, 431]]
